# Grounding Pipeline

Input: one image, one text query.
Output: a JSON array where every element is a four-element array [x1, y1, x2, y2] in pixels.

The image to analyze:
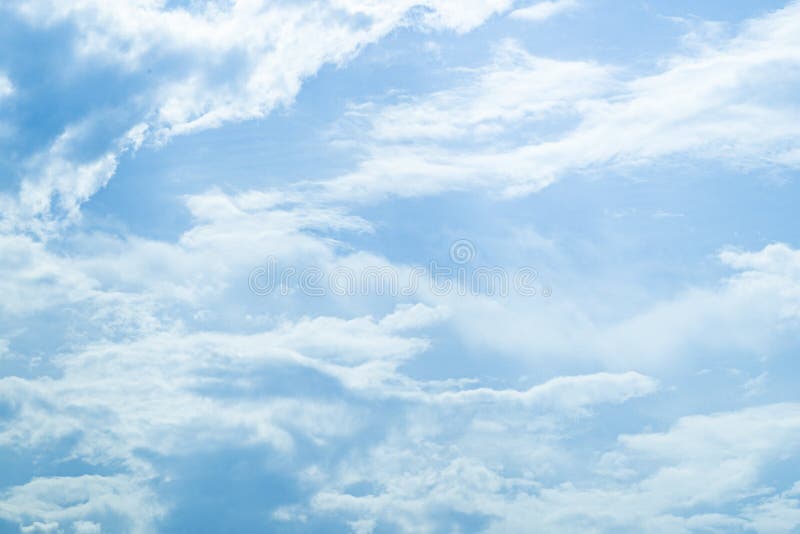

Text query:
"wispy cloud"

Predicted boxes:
[[510, 0, 581, 22], [0, 73, 13, 99], [314, 3, 800, 201]]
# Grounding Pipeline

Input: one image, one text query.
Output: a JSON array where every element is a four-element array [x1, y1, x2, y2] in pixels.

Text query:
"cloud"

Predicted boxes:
[[0, 294, 656, 532], [509, 0, 580, 22], [0, 73, 13, 99], [5, 1, 799, 227], [742, 371, 768, 398], [72, 521, 102, 534], [2, 0, 512, 228], [11, 0, 512, 140], [743, 482, 800, 534], [433, 242, 800, 368], [0, 233, 98, 316], [16, 123, 147, 228], [0, 300, 443, 491], [314, 2, 800, 201], [303, 403, 800, 532], [2, 3, 799, 531], [0, 186, 375, 321], [342, 39, 616, 143], [720, 242, 800, 277], [0, 475, 165, 534], [0, 322, 375, 464], [429, 371, 657, 411]]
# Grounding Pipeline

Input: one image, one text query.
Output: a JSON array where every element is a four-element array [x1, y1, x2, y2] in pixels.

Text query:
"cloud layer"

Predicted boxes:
[[1, 1, 799, 533]]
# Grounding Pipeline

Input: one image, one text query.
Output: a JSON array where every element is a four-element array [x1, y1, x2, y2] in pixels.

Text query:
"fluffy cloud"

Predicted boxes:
[[743, 482, 800, 534], [0, 287, 658, 532], [0, 233, 98, 316], [0, 475, 164, 534], [302, 403, 800, 533]]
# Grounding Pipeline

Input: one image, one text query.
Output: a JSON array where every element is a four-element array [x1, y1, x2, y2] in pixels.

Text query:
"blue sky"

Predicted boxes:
[[1, 1, 800, 532]]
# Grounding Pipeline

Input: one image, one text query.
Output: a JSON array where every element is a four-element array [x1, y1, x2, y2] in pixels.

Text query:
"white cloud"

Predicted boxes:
[[6, 2, 800, 226], [12, 0, 511, 140], [0, 256, 661, 530], [2, 225, 797, 531], [65, 188, 374, 309], [0, 186, 374, 321], [72, 521, 102, 534], [0, 299, 450, 495], [0, 234, 98, 316], [316, 3, 800, 201], [0, 326, 369, 463], [2, 4, 799, 531], [343, 39, 615, 143], [743, 482, 800, 534], [620, 403, 800, 463], [509, 0, 580, 22], [608, 404, 800, 517], [720, 242, 800, 277], [0, 73, 13, 99], [0, 475, 165, 534], [3, 0, 512, 227], [433, 242, 800, 368], [16, 122, 147, 229], [742, 371, 768, 398], [429, 371, 657, 412], [304, 402, 800, 532], [0, 297, 653, 532]]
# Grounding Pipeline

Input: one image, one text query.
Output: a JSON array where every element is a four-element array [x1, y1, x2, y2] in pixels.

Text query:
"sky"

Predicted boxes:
[[1, 0, 800, 532]]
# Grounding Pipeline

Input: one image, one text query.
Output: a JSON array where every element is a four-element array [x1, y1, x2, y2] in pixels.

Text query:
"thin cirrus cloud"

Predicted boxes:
[[312, 3, 800, 201], [509, 0, 581, 22]]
